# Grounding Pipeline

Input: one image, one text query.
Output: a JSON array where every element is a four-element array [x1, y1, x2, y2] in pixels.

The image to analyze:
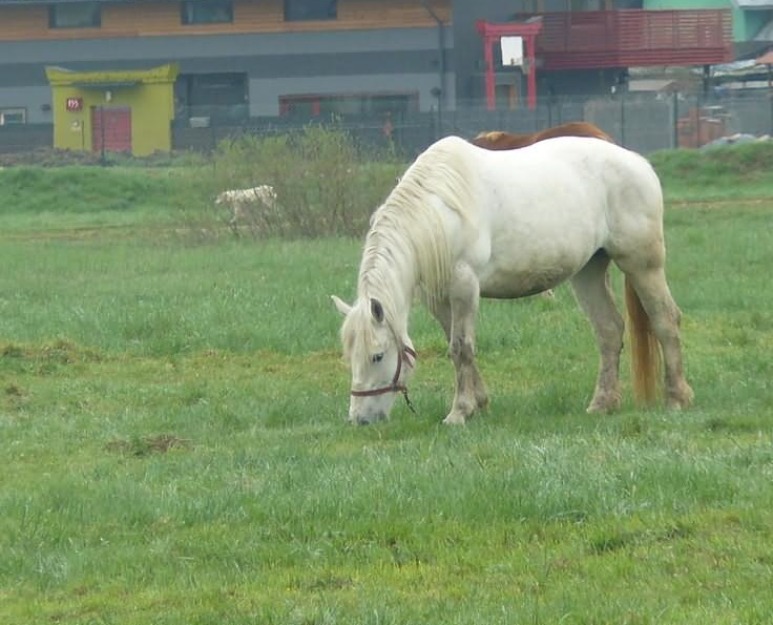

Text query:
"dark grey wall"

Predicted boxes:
[[0, 27, 456, 122], [452, 0, 530, 103]]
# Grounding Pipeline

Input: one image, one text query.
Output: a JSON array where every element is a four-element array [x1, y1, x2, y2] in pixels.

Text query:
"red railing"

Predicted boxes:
[[513, 10, 733, 70]]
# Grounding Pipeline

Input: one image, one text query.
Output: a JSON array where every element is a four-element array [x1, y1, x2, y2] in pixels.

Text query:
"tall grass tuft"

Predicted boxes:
[[205, 125, 404, 238]]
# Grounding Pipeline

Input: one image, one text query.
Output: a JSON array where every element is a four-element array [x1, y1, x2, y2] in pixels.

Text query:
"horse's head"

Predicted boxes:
[[332, 295, 416, 425]]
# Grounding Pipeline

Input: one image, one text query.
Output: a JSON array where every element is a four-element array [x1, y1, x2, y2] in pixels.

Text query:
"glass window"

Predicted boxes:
[[184, 73, 247, 106], [280, 97, 320, 118], [284, 0, 337, 21], [570, 0, 603, 10], [48, 3, 101, 28], [0, 108, 26, 125], [181, 1, 233, 25], [279, 93, 417, 118]]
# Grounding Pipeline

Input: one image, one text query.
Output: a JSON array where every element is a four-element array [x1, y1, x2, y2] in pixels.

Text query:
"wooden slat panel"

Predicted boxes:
[[0, 0, 451, 42], [0, 5, 48, 40], [516, 9, 732, 69]]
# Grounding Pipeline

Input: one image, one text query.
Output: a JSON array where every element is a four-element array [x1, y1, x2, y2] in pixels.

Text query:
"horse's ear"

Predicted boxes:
[[331, 295, 352, 317], [370, 298, 384, 323]]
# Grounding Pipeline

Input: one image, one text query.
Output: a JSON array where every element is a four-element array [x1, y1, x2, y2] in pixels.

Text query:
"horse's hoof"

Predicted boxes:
[[443, 412, 467, 425], [586, 395, 621, 414], [667, 386, 694, 410]]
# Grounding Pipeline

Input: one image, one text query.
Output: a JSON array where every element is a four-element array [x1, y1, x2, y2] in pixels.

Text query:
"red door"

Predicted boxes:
[[91, 107, 132, 153]]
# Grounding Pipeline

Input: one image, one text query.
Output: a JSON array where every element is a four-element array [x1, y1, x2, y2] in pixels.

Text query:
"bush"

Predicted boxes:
[[207, 125, 404, 238]]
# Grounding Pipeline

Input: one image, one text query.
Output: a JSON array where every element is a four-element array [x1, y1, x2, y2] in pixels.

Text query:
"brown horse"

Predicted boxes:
[[470, 121, 613, 151]]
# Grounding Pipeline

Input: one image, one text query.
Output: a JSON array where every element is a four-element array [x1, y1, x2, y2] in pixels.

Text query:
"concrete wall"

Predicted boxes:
[[0, 85, 51, 124], [451, 0, 518, 104], [0, 27, 455, 123]]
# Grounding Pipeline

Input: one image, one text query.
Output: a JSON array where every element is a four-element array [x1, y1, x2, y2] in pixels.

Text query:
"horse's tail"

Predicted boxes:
[[625, 277, 661, 405]]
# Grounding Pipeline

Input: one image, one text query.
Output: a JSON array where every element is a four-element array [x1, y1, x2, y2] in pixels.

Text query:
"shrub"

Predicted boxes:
[[207, 125, 403, 238]]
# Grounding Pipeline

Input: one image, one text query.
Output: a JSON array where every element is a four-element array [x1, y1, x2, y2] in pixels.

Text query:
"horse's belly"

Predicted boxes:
[[475, 237, 595, 298], [472, 199, 604, 298], [478, 265, 576, 298]]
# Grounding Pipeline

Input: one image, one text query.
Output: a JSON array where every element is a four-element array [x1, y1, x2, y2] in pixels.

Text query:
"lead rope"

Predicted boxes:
[[401, 345, 417, 414], [401, 387, 417, 414]]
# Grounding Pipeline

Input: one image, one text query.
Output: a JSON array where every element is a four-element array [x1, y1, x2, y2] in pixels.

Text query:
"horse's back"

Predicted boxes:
[[425, 136, 665, 296], [473, 136, 661, 213], [423, 135, 662, 230], [470, 122, 612, 151]]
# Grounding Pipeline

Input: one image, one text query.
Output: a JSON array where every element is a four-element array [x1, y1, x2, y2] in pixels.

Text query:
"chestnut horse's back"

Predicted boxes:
[[471, 121, 613, 151]]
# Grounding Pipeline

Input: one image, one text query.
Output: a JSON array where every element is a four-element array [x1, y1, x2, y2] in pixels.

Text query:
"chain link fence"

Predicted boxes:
[[170, 89, 773, 156], [2, 89, 772, 159]]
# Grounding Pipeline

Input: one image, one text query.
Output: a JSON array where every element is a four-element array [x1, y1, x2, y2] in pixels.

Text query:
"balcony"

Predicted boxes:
[[520, 10, 734, 71]]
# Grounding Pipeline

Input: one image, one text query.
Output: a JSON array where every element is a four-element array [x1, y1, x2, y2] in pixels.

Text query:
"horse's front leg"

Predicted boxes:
[[443, 263, 488, 425]]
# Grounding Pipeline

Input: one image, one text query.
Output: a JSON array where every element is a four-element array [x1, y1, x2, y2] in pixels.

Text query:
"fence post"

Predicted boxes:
[[672, 92, 679, 149], [99, 105, 106, 166], [695, 93, 702, 148], [769, 88, 773, 135]]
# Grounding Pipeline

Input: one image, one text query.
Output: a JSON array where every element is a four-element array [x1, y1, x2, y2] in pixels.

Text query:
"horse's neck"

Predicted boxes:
[[358, 231, 417, 329]]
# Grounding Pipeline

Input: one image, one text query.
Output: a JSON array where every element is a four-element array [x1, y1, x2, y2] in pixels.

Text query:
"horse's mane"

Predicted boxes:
[[355, 137, 477, 334]]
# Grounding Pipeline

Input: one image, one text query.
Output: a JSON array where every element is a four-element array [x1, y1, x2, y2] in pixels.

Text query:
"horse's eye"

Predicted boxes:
[[371, 353, 384, 364]]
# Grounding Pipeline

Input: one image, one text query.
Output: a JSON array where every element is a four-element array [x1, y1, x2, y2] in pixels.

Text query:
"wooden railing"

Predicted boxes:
[[513, 10, 733, 70]]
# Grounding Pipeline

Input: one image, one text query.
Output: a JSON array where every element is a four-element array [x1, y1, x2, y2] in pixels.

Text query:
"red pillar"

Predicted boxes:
[[476, 19, 543, 111], [525, 36, 538, 110], [482, 35, 496, 111]]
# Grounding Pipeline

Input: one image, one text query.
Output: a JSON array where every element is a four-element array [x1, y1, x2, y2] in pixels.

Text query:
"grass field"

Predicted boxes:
[[1, 144, 772, 624]]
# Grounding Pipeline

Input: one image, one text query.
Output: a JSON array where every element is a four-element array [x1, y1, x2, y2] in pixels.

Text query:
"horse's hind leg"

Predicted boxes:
[[620, 265, 694, 409], [440, 264, 488, 425], [570, 251, 625, 413]]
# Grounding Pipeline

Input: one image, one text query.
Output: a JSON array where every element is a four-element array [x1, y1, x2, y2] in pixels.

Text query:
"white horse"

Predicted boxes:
[[214, 185, 277, 232], [332, 135, 693, 425]]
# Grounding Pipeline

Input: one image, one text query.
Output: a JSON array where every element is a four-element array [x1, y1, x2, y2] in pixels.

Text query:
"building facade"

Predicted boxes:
[[1, 0, 759, 154], [0, 0, 454, 134]]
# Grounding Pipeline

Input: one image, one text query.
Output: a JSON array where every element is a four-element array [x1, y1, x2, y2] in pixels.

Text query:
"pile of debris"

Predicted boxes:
[[701, 133, 772, 149]]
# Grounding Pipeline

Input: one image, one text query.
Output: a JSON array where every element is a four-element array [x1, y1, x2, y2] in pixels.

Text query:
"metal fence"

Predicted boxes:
[[177, 89, 773, 156], [0, 124, 53, 155], [2, 89, 771, 159]]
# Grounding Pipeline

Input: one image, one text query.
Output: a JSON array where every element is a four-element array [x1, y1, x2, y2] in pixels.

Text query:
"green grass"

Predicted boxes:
[[650, 141, 773, 202], [1, 146, 772, 624]]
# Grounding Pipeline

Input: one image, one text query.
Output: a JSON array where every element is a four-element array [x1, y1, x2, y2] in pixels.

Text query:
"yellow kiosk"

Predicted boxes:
[[45, 63, 179, 157]]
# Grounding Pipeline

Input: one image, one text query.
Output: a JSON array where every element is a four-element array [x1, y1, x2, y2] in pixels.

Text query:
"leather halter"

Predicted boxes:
[[350, 345, 417, 412]]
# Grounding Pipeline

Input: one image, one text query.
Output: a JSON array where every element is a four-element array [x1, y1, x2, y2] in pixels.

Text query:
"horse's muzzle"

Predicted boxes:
[[349, 411, 387, 425]]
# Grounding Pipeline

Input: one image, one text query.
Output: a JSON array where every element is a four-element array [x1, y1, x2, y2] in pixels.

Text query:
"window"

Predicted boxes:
[[176, 73, 248, 123], [0, 108, 26, 126], [180, 73, 247, 106], [181, 0, 233, 25], [279, 93, 417, 118], [48, 2, 101, 28], [570, 0, 603, 10], [284, 0, 337, 21]]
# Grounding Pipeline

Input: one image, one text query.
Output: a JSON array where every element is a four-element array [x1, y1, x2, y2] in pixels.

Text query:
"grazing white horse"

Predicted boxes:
[[215, 185, 277, 231], [332, 135, 693, 425]]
